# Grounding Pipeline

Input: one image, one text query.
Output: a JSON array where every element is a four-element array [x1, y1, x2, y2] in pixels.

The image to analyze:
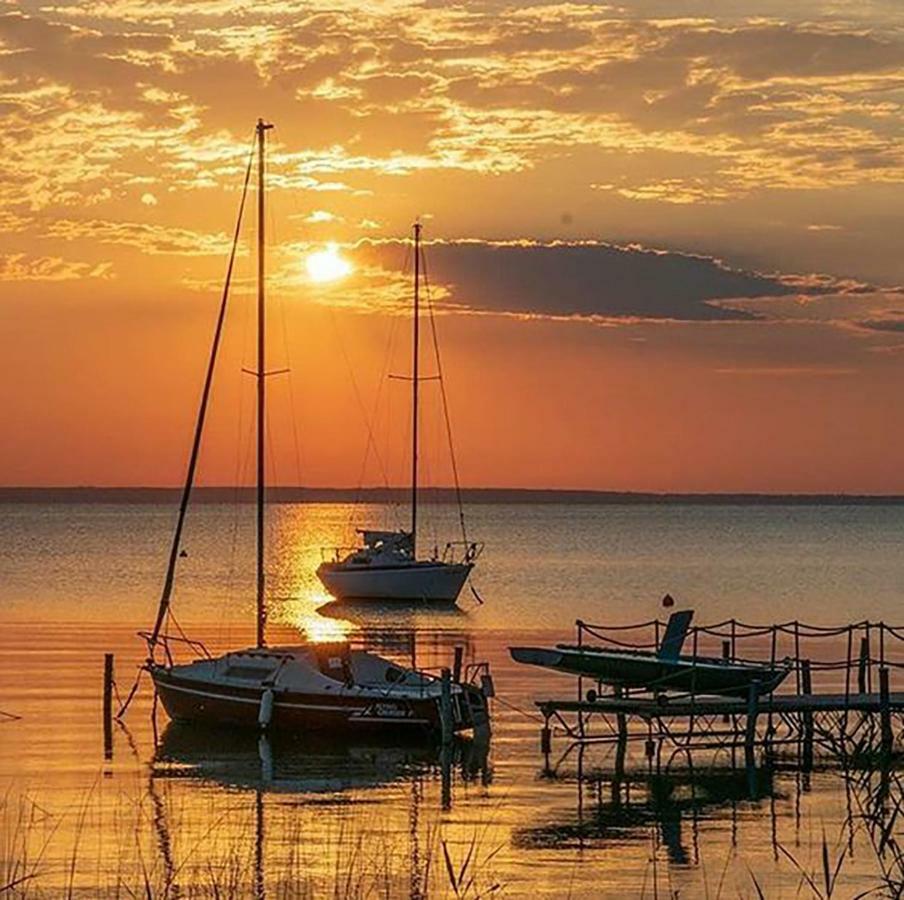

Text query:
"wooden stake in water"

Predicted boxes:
[[103, 653, 114, 760], [880, 666, 893, 757], [801, 659, 814, 771], [452, 646, 463, 683], [745, 681, 759, 770], [440, 667, 452, 745]]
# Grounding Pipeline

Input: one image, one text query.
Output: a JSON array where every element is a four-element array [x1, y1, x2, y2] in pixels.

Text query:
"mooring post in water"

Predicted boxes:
[[801, 659, 814, 771], [441, 739, 452, 810], [879, 666, 893, 757], [452, 646, 463, 684], [103, 653, 114, 760], [440, 667, 452, 745], [745, 681, 759, 770]]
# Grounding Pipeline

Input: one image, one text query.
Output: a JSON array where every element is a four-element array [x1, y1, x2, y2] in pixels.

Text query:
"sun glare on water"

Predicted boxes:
[[306, 243, 352, 283]]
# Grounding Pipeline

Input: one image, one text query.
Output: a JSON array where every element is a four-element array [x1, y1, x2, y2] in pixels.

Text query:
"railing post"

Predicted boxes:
[[576, 620, 584, 740], [721, 640, 732, 724], [858, 633, 869, 695]]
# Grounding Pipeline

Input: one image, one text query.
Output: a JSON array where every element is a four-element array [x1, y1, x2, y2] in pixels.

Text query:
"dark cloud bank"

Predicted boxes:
[[359, 239, 850, 322]]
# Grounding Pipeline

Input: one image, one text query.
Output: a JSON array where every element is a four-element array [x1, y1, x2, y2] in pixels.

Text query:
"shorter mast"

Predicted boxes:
[[255, 117, 273, 649], [411, 221, 421, 556]]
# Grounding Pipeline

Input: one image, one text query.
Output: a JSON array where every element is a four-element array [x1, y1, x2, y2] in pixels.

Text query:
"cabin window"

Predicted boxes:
[[225, 665, 274, 681]]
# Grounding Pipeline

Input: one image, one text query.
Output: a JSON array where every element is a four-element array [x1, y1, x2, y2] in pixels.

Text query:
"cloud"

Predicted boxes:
[[347, 238, 859, 323], [302, 209, 343, 224], [0, 252, 113, 281], [44, 219, 233, 255], [2, 4, 899, 219]]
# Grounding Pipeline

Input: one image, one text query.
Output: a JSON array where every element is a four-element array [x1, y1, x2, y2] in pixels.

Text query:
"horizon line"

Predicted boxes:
[[3, 486, 904, 505]]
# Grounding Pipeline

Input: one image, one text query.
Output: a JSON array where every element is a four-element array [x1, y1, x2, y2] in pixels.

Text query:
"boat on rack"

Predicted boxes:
[[316, 223, 482, 605], [143, 119, 491, 736], [511, 610, 791, 698]]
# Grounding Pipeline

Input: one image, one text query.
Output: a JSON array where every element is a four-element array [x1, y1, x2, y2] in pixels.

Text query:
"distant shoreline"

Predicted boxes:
[[3, 487, 904, 505]]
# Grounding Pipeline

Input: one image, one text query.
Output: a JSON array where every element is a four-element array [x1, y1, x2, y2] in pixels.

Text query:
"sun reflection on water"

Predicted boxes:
[[280, 590, 354, 643]]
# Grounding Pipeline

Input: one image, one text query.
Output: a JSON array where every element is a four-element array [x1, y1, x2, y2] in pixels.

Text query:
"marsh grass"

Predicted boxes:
[[1, 783, 504, 899]]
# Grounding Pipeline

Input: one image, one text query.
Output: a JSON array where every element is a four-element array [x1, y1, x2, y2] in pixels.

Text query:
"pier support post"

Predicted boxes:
[[722, 641, 732, 724], [745, 682, 759, 770], [614, 686, 627, 778], [440, 668, 453, 745], [880, 667, 893, 757], [801, 660, 814, 771], [103, 653, 114, 760], [540, 708, 552, 774], [441, 739, 453, 810]]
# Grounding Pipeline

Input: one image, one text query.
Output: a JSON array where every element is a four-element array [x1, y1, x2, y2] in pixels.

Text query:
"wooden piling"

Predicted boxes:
[[880, 667, 893, 756], [745, 682, 759, 770], [440, 668, 453, 745], [541, 723, 552, 755], [440, 740, 452, 810], [614, 685, 627, 777], [722, 641, 732, 723], [452, 646, 463, 684], [103, 653, 114, 760], [801, 659, 814, 770]]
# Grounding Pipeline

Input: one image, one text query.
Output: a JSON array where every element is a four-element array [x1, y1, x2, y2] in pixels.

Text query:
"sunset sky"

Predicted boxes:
[[2, 0, 903, 492]]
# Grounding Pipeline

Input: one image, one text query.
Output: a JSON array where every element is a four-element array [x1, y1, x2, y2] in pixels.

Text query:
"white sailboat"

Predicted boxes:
[[316, 223, 482, 605], [143, 121, 491, 735]]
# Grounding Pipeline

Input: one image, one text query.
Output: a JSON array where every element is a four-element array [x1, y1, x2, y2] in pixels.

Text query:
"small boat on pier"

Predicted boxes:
[[511, 610, 791, 698]]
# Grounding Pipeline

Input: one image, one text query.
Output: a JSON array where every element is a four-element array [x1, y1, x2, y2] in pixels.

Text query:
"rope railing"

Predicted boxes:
[[570, 616, 904, 700]]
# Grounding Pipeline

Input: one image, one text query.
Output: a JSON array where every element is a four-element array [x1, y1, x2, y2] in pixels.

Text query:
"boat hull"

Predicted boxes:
[[317, 561, 472, 603], [150, 665, 485, 735], [510, 647, 790, 698]]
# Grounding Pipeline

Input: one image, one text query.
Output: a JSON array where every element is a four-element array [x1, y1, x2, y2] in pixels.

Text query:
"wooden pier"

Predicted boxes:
[[533, 617, 904, 773]]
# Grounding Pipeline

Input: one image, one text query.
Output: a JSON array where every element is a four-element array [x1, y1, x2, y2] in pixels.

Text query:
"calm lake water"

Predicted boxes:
[[1, 502, 902, 897]]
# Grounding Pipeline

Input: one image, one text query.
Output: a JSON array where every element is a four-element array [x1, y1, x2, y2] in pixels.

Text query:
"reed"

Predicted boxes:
[[1, 783, 504, 899]]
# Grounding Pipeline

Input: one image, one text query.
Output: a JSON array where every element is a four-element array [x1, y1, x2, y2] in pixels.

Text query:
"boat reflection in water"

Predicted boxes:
[[148, 722, 492, 898], [515, 748, 776, 866], [153, 721, 491, 796]]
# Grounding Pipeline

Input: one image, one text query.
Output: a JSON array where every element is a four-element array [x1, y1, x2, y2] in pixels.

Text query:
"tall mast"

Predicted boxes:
[[256, 118, 272, 649], [411, 221, 421, 555]]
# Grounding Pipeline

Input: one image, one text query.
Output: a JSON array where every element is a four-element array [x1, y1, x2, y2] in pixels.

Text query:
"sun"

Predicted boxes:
[[305, 243, 352, 283]]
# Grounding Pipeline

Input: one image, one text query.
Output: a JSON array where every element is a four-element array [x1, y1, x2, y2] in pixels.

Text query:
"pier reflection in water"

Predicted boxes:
[[516, 743, 777, 866]]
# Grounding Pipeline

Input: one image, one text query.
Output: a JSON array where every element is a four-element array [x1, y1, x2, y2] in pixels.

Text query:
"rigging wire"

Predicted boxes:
[[330, 305, 395, 500], [148, 133, 257, 651], [420, 246, 469, 547]]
